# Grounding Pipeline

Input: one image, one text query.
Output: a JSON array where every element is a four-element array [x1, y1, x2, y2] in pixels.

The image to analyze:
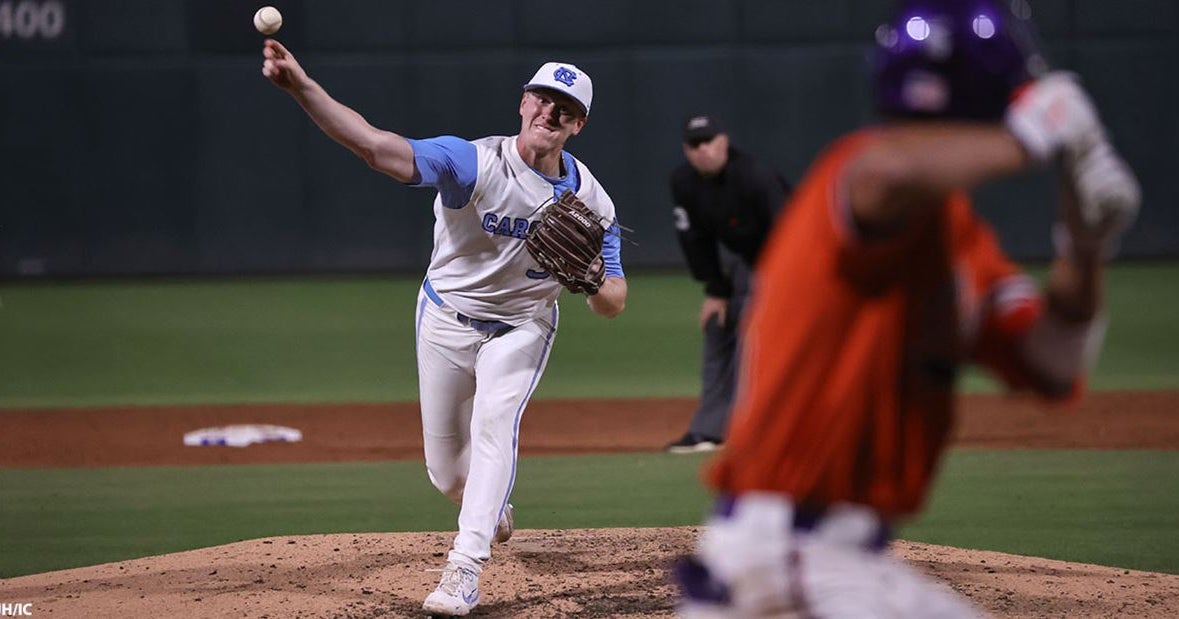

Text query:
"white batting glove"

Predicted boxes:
[[1005, 72, 1105, 163], [1054, 139, 1141, 258]]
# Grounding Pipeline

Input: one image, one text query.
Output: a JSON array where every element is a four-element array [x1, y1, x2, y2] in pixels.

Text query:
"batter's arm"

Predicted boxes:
[[261, 39, 416, 182], [844, 124, 1028, 229], [848, 74, 1112, 231], [1017, 166, 1113, 395], [587, 276, 627, 318]]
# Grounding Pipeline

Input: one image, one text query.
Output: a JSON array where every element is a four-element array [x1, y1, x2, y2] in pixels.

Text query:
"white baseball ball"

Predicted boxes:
[[253, 6, 283, 35]]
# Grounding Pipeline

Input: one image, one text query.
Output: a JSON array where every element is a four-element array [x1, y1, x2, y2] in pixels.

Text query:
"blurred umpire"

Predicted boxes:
[[666, 115, 792, 453]]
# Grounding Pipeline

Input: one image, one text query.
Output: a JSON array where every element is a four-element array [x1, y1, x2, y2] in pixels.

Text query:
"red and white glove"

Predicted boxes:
[[1005, 72, 1105, 163], [1009, 72, 1140, 258]]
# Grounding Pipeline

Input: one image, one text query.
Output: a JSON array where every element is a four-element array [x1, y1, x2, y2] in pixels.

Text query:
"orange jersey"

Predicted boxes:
[[707, 129, 1068, 518]]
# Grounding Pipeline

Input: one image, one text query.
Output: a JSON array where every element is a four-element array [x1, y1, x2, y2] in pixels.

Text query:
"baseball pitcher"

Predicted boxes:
[[261, 43, 627, 617]]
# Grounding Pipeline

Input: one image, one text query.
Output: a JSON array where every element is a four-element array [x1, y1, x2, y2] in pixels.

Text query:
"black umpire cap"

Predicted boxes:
[[682, 114, 723, 146]]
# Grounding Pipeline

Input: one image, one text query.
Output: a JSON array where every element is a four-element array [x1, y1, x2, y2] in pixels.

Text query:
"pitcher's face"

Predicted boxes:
[[519, 89, 585, 151]]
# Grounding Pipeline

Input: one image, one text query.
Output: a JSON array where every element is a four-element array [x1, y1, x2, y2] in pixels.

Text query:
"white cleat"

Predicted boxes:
[[423, 562, 480, 617], [494, 503, 515, 544]]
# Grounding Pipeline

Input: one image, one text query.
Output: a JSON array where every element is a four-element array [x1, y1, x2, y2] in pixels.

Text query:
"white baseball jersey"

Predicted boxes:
[[409, 134, 624, 324], [406, 133, 624, 574]]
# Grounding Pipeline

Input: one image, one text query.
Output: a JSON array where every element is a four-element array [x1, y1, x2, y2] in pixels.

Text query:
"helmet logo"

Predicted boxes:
[[552, 67, 577, 87], [901, 70, 949, 113]]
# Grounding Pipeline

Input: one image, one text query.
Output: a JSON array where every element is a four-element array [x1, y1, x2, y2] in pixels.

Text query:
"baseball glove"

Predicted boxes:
[[526, 189, 607, 295]]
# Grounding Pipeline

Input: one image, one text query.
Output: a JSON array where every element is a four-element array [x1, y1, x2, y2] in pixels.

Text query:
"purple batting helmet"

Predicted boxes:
[[872, 0, 1048, 121]]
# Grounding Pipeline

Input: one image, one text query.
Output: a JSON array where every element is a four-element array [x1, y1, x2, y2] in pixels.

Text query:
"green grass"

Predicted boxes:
[[1, 263, 1177, 409], [1, 266, 1175, 580], [0, 274, 705, 408], [1096, 264, 1179, 389], [0, 279, 415, 408], [0, 454, 712, 578], [2, 450, 1176, 578], [901, 450, 1179, 573]]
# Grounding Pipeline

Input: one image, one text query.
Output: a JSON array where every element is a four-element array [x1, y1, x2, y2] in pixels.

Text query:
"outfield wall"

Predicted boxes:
[[2, 0, 1176, 278]]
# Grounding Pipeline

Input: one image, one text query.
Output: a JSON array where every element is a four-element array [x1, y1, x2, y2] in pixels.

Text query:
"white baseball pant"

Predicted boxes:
[[414, 286, 557, 571]]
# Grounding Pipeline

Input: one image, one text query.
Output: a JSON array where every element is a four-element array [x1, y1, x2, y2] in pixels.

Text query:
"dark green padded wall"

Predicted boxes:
[[1, 0, 1175, 278]]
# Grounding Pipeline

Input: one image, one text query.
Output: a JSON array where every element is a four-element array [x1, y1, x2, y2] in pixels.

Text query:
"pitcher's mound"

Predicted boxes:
[[2, 528, 1177, 618]]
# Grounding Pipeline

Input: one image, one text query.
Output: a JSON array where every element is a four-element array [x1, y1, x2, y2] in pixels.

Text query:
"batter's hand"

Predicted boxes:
[[1005, 72, 1104, 163], [1056, 139, 1140, 258], [700, 296, 728, 329], [261, 39, 309, 92]]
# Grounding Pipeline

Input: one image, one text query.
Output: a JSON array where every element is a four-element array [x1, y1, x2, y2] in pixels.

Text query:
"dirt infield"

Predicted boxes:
[[1, 392, 1177, 617], [2, 392, 1177, 468], [2, 529, 1178, 618]]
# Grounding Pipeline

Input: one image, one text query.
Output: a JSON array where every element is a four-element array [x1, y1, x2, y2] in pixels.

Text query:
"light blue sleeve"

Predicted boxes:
[[406, 136, 478, 209], [603, 219, 625, 278]]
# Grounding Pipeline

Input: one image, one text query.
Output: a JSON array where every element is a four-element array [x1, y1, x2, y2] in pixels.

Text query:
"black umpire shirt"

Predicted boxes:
[[670, 147, 791, 298]]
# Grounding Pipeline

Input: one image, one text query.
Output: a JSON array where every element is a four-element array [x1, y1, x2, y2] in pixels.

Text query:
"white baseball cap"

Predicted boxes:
[[523, 62, 593, 116]]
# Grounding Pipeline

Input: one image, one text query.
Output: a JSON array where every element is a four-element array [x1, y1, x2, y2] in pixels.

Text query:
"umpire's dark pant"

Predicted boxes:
[[688, 248, 751, 441]]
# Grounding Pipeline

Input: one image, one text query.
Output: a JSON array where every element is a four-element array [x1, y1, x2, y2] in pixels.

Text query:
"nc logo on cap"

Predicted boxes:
[[552, 66, 578, 87], [525, 61, 593, 115]]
